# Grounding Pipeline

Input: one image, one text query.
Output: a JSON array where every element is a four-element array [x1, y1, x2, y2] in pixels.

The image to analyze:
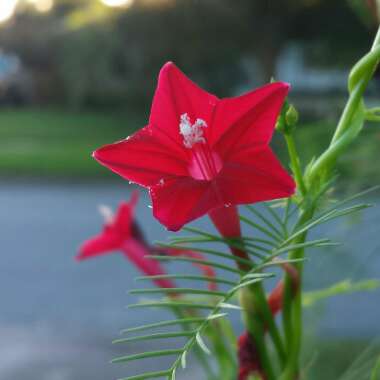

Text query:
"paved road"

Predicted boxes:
[[0, 181, 379, 379]]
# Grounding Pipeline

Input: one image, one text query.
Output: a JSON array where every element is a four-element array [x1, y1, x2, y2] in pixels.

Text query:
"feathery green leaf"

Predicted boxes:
[[112, 349, 184, 364]]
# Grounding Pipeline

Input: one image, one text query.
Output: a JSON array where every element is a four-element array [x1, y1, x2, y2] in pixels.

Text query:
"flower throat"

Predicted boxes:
[[179, 113, 222, 181]]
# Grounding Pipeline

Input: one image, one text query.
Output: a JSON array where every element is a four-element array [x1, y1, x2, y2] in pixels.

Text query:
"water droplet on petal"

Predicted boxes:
[[159, 178, 165, 186], [147, 205, 153, 209], [224, 203, 232, 208]]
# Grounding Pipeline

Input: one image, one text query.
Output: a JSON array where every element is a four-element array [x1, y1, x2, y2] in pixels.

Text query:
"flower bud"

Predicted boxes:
[[276, 102, 299, 135], [285, 104, 299, 128]]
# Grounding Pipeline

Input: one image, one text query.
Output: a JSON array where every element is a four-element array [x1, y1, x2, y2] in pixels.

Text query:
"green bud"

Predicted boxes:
[[285, 104, 299, 128]]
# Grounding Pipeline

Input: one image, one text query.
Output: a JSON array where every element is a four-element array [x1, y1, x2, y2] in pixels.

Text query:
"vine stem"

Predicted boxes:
[[209, 206, 286, 376], [372, 21, 380, 49], [280, 25, 380, 380], [307, 27, 380, 186], [284, 133, 307, 195], [243, 308, 276, 380], [280, 206, 315, 380]]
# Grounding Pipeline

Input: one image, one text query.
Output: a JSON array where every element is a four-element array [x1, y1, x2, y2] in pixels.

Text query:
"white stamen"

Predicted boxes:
[[179, 113, 207, 148], [98, 204, 114, 224]]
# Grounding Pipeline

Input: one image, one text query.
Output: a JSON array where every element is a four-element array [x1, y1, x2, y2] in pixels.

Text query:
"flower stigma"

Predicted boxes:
[[179, 113, 207, 148], [98, 205, 114, 224]]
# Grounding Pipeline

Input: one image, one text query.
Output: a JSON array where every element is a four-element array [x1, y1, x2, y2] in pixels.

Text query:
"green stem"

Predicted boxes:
[[240, 276, 286, 376], [284, 133, 307, 195], [208, 320, 237, 379], [242, 296, 276, 380], [333, 26, 380, 143], [372, 23, 380, 50], [280, 206, 316, 380], [307, 27, 380, 185], [281, 27, 380, 380], [251, 282, 286, 366]]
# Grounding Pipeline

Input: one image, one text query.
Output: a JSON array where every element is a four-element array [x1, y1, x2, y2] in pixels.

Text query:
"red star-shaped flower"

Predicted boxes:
[[94, 62, 295, 232], [76, 191, 174, 289], [77, 191, 217, 290]]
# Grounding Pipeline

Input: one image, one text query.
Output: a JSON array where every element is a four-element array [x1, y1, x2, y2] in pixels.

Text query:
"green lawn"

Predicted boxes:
[[0, 108, 143, 178], [0, 108, 379, 188]]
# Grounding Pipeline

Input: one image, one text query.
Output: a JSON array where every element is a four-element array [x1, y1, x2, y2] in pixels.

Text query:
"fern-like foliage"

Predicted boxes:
[[112, 187, 377, 380]]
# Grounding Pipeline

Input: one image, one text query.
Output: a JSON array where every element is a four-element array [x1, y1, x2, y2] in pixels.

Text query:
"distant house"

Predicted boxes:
[[276, 45, 349, 94], [240, 44, 379, 118]]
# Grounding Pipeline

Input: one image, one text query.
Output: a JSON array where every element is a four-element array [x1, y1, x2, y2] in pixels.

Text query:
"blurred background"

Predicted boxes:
[[0, 0, 379, 379]]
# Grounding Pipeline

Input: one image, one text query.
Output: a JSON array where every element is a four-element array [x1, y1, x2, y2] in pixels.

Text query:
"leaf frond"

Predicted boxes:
[[145, 254, 245, 275], [136, 274, 236, 286], [118, 370, 171, 380], [245, 204, 283, 239], [117, 261, 270, 378], [155, 243, 255, 267], [130, 288, 227, 297], [112, 349, 184, 364], [120, 318, 205, 335], [113, 331, 195, 345], [115, 188, 375, 379]]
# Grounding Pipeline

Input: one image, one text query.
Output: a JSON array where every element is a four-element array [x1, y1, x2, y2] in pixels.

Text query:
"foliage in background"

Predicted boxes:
[[0, 0, 376, 108], [1, 108, 379, 192], [0, 108, 141, 178]]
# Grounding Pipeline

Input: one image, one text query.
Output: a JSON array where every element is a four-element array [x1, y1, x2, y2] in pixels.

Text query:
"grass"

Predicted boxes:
[[0, 107, 379, 187], [0, 107, 143, 178]]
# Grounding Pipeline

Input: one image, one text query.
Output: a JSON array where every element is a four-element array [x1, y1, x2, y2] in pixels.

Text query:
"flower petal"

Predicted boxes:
[[76, 229, 121, 261], [93, 126, 189, 187], [212, 82, 289, 157], [114, 191, 139, 236], [150, 62, 218, 145], [150, 177, 220, 231], [215, 146, 295, 205], [122, 239, 175, 289]]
